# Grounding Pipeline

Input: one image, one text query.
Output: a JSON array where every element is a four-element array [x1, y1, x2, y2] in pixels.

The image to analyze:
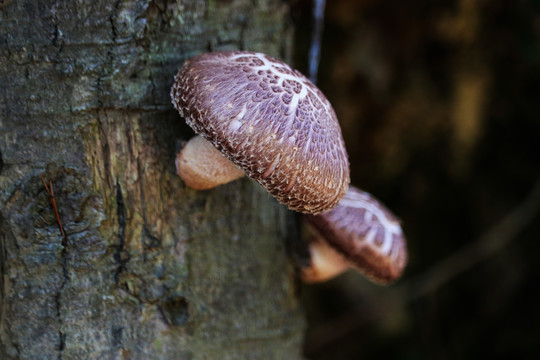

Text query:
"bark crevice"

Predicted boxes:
[[0, 148, 4, 176], [114, 181, 128, 284], [53, 206, 68, 360]]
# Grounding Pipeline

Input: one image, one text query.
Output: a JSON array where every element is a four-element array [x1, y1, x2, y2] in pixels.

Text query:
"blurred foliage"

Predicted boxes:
[[291, 0, 540, 359]]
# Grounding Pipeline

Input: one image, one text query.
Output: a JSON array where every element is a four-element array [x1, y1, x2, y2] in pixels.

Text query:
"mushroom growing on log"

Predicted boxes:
[[302, 186, 408, 284], [171, 51, 350, 214]]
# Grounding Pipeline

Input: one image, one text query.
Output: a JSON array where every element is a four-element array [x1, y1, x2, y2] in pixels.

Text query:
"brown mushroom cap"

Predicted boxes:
[[171, 51, 350, 214], [303, 186, 408, 284]]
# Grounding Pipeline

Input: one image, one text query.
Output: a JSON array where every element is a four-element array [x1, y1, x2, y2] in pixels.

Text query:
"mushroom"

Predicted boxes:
[[171, 51, 350, 214], [302, 186, 408, 284]]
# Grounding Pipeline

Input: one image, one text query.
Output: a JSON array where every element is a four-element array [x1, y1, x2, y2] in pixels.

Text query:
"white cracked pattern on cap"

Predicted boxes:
[[171, 51, 350, 214], [304, 186, 408, 283]]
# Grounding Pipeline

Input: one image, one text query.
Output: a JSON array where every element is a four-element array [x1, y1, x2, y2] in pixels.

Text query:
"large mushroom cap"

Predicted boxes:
[[304, 186, 408, 283], [171, 51, 350, 214]]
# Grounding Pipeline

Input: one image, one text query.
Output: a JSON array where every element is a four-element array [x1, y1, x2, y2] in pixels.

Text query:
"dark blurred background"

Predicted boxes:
[[290, 0, 540, 359]]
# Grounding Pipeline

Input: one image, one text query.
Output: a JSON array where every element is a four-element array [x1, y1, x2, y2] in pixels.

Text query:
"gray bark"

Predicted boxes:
[[0, 1, 304, 359]]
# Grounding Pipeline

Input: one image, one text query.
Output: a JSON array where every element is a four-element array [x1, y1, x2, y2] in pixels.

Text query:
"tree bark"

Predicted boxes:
[[0, 1, 304, 359]]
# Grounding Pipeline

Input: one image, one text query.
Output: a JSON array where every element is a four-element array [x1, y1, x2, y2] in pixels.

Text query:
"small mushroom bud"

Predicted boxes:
[[302, 186, 408, 284], [171, 51, 350, 214]]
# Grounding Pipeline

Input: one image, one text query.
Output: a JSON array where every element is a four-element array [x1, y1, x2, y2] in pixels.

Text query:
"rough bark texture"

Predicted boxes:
[[0, 1, 304, 359]]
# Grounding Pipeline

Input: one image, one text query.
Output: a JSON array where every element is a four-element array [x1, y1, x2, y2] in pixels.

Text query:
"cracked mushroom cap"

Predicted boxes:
[[171, 51, 350, 214], [304, 186, 408, 284]]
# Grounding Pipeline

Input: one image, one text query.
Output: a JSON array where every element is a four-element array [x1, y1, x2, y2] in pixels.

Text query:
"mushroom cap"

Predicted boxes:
[[171, 51, 350, 214], [303, 186, 408, 284]]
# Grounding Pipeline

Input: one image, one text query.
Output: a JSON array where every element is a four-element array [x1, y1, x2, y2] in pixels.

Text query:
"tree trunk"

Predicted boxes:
[[0, 1, 304, 359]]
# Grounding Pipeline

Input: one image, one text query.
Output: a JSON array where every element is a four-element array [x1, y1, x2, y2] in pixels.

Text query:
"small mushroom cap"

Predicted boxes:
[[171, 51, 350, 214], [304, 186, 408, 284]]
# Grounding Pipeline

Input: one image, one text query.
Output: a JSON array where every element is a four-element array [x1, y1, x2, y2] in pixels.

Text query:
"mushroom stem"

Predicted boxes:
[[176, 135, 245, 190], [301, 238, 350, 283]]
